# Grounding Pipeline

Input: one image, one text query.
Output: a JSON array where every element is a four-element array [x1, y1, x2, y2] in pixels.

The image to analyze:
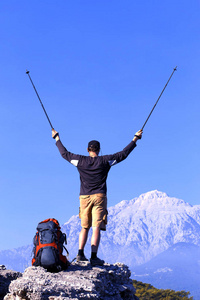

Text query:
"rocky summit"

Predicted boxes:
[[0, 265, 22, 300], [3, 262, 138, 300]]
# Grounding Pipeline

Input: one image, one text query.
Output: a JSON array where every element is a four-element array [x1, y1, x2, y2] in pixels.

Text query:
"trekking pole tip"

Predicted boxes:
[[26, 70, 30, 74]]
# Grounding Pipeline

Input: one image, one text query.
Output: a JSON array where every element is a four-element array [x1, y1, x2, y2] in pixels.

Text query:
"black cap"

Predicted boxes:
[[88, 140, 100, 151]]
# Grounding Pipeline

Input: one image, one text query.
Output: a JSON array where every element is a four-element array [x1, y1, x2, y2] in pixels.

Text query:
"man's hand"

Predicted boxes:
[[52, 129, 60, 141], [133, 129, 143, 142]]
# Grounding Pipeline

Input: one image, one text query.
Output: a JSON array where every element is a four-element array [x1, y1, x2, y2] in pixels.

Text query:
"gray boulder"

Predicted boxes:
[[4, 262, 138, 299], [0, 265, 22, 300]]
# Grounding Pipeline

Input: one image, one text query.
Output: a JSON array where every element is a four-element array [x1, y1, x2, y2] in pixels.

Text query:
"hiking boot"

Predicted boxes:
[[90, 257, 104, 266], [76, 254, 89, 262]]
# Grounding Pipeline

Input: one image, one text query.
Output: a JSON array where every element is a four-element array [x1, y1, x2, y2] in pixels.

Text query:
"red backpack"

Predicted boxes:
[[32, 218, 69, 272]]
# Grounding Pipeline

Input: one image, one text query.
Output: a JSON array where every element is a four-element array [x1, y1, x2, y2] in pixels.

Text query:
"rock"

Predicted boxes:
[[4, 262, 138, 299], [0, 266, 22, 300]]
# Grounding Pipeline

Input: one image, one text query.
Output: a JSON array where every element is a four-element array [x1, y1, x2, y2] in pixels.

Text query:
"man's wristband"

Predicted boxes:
[[134, 134, 141, 139], [53, 132, 59, 139]]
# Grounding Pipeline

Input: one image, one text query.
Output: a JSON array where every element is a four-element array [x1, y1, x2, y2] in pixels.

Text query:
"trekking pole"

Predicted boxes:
[[141, 66, 177, 130], [26, 70, 54, 129]]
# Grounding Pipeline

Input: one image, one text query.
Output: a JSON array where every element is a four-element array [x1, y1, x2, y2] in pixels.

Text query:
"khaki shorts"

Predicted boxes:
[[79, 193, 108, 231]]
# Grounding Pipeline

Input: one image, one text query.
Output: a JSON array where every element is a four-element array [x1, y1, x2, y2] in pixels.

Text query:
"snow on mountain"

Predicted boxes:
[[0, 245, 32, 272], [0, 190, 200, 275], [62, 190, 200, 267]]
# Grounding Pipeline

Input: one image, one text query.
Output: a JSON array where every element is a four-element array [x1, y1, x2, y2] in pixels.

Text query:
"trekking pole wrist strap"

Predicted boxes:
[[53, 132, 59, 139], [134, 134, 141, 139]]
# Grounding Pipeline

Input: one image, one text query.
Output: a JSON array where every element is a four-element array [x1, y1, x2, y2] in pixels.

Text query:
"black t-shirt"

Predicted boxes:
[[56, 140, 136, 195]]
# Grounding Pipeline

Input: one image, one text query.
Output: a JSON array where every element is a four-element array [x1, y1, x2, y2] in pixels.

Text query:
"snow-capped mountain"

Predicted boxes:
[[0, 190, 200, 298], [62, 190, 200, 267]]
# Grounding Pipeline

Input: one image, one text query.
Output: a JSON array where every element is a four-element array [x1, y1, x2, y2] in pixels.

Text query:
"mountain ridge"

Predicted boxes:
[[0, 190, 199, 298]]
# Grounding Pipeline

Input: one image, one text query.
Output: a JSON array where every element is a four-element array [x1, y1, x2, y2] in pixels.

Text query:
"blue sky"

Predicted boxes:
[[0, 1, 200, 251]]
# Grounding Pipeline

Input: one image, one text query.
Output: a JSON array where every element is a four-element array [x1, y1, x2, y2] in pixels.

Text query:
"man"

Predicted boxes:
[[52, 128, 142, 266]]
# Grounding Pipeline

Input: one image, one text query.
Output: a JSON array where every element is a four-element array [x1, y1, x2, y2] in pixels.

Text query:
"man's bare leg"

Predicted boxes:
[[79, 227, 89, 249], [90, 227, 104, 266], [77, 228, 89, 261], [91, 227, 101, 253]]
